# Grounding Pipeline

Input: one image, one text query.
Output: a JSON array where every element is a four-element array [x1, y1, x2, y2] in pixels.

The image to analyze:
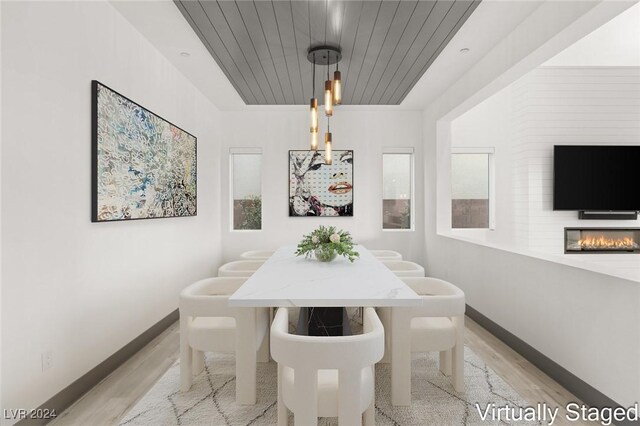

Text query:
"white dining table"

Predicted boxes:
[[229, 245, 421, 307], [229, 244, 422, 406]]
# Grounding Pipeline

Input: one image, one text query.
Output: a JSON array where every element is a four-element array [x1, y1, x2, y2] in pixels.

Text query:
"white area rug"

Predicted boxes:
[[120, 346, 537, 425]]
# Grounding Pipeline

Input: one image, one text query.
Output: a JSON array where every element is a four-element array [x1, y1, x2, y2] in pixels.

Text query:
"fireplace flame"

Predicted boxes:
[[577, 235, 639, 250]]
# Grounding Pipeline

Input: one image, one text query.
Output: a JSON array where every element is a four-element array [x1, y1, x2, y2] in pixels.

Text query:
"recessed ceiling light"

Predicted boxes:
[[180, 51, 191, 57], [459, 48, 470, 54]]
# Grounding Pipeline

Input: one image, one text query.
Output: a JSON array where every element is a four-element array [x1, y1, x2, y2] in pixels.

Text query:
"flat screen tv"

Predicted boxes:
[[553, 145, 640, 211]]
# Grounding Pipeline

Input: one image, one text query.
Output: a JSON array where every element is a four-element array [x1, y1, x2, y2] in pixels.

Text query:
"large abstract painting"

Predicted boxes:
[[91, 81, 197, 222], [289, 150, 353, 217]]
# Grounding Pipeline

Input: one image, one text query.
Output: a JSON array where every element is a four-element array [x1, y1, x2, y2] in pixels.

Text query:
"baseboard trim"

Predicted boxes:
[[466, 305, 636, 426], [17, 309, 179, 426]]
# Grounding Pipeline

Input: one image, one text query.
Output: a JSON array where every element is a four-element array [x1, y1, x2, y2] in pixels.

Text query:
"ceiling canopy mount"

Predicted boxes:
[[307, 46, 342, 66]]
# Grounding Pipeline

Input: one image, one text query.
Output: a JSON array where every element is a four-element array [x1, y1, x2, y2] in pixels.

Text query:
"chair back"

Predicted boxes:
[[401, 277, 465, 318], [271, 307, 384, 371], [369, 250, 403, 261], [382, 260, 425, 277], [218, 260, 265, 277], [179, 277, 247, 318], [240, 250, 275, 260]]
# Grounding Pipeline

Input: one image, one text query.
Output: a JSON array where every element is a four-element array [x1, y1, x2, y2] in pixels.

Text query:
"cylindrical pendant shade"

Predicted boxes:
[[310, 98, 318, 133], [310, 129, 318, 151], [324, 80, 333, 117], [333, 70, 342, 105], [324, 132, 332, 165]]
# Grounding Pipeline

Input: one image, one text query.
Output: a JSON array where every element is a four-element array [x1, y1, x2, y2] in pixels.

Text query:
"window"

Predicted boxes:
[[451, 148, 494, 229], [230, 149, 262, 230], [382, 149, 414, 230]]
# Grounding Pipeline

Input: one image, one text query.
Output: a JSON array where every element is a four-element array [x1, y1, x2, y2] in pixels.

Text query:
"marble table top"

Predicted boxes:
[[228, 245, 422, 307]]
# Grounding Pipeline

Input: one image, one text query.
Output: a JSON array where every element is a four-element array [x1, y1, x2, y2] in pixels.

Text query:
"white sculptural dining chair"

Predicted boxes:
[[179, 277, 270, 405], [240, 250, 275, 260], [217, 260, 265, 277], [271, 307, 384, 426], [382, 260, 425, 277], [369, 250, 403, 261], [390, 277, 465, 406]]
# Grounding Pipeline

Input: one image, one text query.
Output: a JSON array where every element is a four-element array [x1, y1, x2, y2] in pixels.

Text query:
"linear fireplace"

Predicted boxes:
[[564, 228, 640, 254]]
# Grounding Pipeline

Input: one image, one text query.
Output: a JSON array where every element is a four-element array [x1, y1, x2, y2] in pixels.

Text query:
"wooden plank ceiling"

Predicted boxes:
[[175, 0, 480, 105]]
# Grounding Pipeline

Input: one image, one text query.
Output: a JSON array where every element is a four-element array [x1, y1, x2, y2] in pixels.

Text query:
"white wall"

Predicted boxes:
[[545, 2, 640, 67], [0, 1, 222, 421], [425, 0, 640, 407], [219, 109, 424, 262]]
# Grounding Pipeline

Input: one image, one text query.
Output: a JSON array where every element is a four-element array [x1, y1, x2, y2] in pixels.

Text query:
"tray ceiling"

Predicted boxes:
[[174, 0, 480, 105]]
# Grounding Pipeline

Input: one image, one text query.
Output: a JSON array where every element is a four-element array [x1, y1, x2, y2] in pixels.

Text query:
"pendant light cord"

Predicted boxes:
[[312, 53, 316, 98], [327, 50, 330, 80], [327, 49, 331, 135]]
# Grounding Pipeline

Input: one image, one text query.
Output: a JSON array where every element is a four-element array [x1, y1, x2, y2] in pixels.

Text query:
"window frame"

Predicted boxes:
[[229, 147, 263, 232], [450, 147, 496, 230], [382, 147, 415, 232]]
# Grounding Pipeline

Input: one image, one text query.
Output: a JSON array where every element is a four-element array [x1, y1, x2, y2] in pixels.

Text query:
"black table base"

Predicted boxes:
[[296, 307, 352, 336]]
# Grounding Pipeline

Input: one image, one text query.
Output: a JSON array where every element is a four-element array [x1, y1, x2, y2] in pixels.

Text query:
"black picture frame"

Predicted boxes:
[[91, 80, 197, 222]]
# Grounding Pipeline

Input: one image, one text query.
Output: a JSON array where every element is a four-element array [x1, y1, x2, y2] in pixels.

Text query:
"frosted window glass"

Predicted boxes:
[[451, 153, 490, 229], [383, 153, 412, 230], [232, 153, 262, 230]]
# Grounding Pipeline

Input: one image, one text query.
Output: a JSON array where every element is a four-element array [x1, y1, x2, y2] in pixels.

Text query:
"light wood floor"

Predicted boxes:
[[52, 317, 589, 426]]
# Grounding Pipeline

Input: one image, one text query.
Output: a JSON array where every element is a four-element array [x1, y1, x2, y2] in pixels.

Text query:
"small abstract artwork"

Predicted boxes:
[[289, 150, 353, 217], [91, 81, 197, 222]]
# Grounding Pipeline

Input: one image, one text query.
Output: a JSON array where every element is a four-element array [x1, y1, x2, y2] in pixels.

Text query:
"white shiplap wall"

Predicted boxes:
[[511, 66, 640, 271]]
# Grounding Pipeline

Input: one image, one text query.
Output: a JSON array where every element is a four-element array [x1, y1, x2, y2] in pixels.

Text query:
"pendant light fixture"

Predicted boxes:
[[333, 62, 342, 105], [307, 45, 341, 156], [310, 120, 318, 151], [325, 118, 332, 165], [309, 53, 319, 150], [324, 55, 333, 117]]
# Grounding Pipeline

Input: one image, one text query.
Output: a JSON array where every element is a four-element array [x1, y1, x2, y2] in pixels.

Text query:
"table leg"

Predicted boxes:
[[257, 307, 270, 363], [235, 312, 257, 405], [296, 306, 308, 335], [391, 308, 411, 406]]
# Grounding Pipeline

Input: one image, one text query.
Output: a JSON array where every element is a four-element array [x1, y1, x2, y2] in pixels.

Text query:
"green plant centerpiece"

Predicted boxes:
[[295, 226, 359, 263]]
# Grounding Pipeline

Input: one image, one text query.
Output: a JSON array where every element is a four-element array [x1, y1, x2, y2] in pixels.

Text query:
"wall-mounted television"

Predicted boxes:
[[553, 145, 640, 212]]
